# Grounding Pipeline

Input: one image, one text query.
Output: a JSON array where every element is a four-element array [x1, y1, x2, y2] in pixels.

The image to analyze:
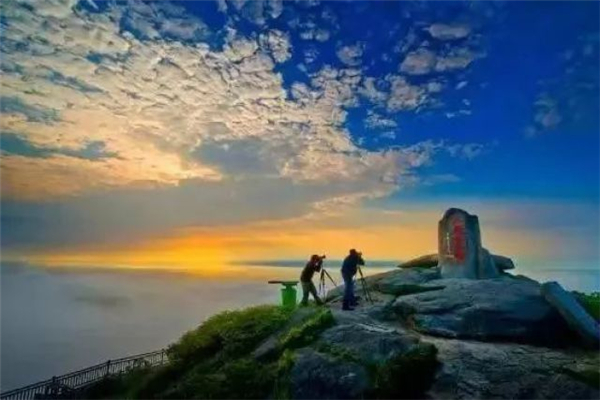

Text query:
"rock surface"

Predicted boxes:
[[290, 349, 369, 399], [318, 323, 419, 364], [393, 276, 571, 344], [279, 261, 599, 399], [427, 336, 599, 399], [398, 253, 439, 269]]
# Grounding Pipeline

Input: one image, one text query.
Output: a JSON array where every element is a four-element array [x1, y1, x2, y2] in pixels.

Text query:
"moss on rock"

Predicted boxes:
[[368, 342, 439, 399]]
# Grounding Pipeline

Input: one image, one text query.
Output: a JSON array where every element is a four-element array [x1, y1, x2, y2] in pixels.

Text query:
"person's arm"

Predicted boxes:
[[315, 259, 323, 272], [358, 256, 365, 266]]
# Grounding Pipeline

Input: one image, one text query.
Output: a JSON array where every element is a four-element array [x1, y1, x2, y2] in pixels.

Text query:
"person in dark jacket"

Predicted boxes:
[[300, 254, 325, 306], [341, 249, 364, 310]]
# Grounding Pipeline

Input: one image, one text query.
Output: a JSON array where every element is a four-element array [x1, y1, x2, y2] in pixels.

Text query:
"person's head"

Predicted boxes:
[[311, 254, 320, 262], [349, 249, 357, 256]]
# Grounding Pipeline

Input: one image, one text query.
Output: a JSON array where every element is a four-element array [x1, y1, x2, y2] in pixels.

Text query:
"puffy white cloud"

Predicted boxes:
[[426, 23, 471, 40], [336, 43, 364, 66], [365, 111, 398, 129], [300, 28, 331, 42], [358, 77, 388, 105], [400, 48, 437, 75], [386, 75, 429, 111], [259, 30, 291, 63], [400, 47, 479, 75], [435, 48, 478, 72]]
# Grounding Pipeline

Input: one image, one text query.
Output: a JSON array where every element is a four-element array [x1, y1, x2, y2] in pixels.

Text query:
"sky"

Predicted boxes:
[[1, 0, 599, 273]]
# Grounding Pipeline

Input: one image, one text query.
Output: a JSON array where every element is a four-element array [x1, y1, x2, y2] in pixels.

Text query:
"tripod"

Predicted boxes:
[[318, 268, 338, 297], [357, 265, 373, 304]]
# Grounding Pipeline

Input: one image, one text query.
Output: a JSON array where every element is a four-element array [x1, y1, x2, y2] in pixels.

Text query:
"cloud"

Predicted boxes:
[[386, 75, 429, 111], [399, 47, 479, 75], [399, 48, 437, 75], [426, 23, 471, 40], [364, 111, 398, 129], [300, 28, 331, 42], [259, 30, 291, 63], [358, 77, 388, 105], [336, 43, 364, 66], [0, 0, 488, 254]]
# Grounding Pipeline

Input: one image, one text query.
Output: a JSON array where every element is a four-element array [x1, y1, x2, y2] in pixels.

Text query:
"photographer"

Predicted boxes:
[[341, 249, 365, 311], [299, 254, 325, 306]]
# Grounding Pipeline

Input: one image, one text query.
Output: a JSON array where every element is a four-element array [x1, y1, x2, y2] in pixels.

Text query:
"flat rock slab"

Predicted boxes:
[[373, 267, 441, 295], [290, 348, 369, 399], [426, 336, 600, 399], [393, 276, 571, 345], [542, 281, 600, 347]]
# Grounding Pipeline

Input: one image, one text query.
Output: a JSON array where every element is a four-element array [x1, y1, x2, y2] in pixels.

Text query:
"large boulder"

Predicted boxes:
[[289, 349, 369, 399], [318, 323, 419, 364], [398, 254, 439, 269], [325, 267, 440, 301], [393, 276, 572, 345], [373, 267, 442, 296], [398, 253, 515, 271]]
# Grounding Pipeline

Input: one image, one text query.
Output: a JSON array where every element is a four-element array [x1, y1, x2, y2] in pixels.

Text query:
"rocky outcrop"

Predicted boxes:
[[398, 254, 439, 269], [393, 275, 571, 345], [427, 336, 599, 399], [290, 349, 369, 399], [398, 253, 515, 271]]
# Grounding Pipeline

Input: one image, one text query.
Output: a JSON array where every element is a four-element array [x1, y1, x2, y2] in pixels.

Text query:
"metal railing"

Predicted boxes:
[[0, 349, 168, 400]]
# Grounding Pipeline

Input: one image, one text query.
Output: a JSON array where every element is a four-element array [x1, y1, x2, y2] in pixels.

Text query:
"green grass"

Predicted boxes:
[[572, 291, 600, 321], [560, 367, 600, 389], [168, 305, 293, 367], [272, 350, 297, 399], [279, 309, 335, 350]]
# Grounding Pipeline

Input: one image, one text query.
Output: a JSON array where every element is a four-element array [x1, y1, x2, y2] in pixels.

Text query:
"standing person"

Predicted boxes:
[[341, 249, 365, 311], [300, 254, 325, 306]]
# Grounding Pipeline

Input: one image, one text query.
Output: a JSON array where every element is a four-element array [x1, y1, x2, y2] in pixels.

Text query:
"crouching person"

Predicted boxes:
[[300, 254, 325, 306], [341, 249, 364, 311]]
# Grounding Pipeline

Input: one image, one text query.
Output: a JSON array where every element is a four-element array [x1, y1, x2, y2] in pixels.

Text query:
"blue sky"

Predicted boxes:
[[0, 0, 598, 267]]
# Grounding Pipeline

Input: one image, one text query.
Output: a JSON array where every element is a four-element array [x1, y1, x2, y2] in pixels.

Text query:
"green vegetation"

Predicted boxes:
[[272, 350, 297, 399], [560, 367, 600, 389], [279, 309, 335, 350], [572, 291, 600, 321], [78, 303, 441, 400], [168, 305, 293, 366], [368, 343, 439, 399], [115, 305, 294, 399]]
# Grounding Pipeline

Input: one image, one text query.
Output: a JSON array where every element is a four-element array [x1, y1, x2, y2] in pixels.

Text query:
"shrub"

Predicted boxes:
[[572, 291, 600, 321], [279, 309, 335, 350], [168, 305, 292, 366]]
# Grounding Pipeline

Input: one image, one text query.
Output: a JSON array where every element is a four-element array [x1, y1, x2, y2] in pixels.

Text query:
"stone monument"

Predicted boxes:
[[438, 208, 500, 279]]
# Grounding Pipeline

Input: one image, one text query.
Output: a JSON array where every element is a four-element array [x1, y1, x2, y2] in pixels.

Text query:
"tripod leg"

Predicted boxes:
[[323, 269, 337, 287]]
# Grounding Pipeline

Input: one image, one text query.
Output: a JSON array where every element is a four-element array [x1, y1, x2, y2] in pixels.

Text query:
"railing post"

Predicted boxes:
[[104, 360, 111, 378]]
